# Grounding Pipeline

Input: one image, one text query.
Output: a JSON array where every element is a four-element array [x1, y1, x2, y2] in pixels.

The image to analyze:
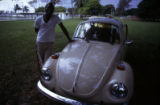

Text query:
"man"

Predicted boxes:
[[34, 2, 72, 67]]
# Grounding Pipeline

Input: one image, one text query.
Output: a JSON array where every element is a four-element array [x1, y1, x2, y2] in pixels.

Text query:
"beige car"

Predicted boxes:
[[37, 17, 134, 105]]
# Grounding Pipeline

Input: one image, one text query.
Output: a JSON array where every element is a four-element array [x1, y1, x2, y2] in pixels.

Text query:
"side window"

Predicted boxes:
[[75, 25, 83, 38], [74, 23, 91, 38]]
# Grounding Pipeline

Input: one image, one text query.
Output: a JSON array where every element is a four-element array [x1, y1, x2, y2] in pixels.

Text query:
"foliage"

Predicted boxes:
[[35, 5, 66, 13], [116, 0, 132, 16], [35, 7, 45, 13], [23, 6, 29, 13], [55, 6, 66, 12], [67, 8, 78, 15], [68, 8, 73, 14], [102, 4, 115, 15], [14, 4, 21, 13], [124, 8, 139, 16], [78, 7, 89, 15], [73, 0, 88, 15], [137, 0, 160, 21], [73, 0, 88, 8], [78, 0, 102, 15]]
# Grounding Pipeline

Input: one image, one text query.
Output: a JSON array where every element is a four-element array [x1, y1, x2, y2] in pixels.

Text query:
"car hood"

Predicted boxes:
[[56, 40, 120, 97]]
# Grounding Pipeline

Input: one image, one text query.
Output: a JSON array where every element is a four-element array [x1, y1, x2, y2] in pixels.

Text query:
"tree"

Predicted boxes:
[[29, 0, 61, 13], [55, 6, 66, 12], [137, 0, 160, 21], [116, 0, 132, 16], [73, 0, 88, 8], [78, 7, 89, 15], [35, 7, 45, 13], [124, 8, 138, 16], [14, 4, 21, 13], [67, 8, 73, 14], [23, 6, 29, 13], [73, 0, 88, 17], [78, 0, 102, 15], [103, 4, 115, 15]]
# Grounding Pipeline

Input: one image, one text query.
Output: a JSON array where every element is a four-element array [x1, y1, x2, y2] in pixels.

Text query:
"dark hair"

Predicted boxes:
[[45, 3, 54, 14], [44, 3, 54, 23]]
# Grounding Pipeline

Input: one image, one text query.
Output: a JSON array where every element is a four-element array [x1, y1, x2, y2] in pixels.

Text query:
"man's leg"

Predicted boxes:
[[36, 42, 45, 66], [44, 42, 54, 63]]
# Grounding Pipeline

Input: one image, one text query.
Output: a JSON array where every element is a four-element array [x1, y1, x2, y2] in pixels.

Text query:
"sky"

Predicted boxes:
[[99, 0, 142, 8], [0, 0, 142, 13]]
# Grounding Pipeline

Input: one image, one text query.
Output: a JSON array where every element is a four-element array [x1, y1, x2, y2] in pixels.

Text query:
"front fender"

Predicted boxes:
[[91, 61, 134, 104], [41, 56, 58, 90]]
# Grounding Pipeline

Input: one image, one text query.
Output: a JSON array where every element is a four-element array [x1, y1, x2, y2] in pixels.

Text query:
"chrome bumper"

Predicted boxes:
[[37, 81, 83, 105]]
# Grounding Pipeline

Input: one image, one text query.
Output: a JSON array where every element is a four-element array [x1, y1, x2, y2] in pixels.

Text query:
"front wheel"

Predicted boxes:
[[121, 102, 129, 105]]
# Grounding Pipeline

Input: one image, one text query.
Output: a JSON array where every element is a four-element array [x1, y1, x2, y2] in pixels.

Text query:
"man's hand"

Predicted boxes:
[[35, 28, 39, 33], [68, 39, 74, 43]]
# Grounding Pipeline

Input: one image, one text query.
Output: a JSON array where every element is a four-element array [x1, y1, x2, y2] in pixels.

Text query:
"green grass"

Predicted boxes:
[[0, 18, 160, 105], [0, 19, 82, 104], [120, 20, 160, 105]]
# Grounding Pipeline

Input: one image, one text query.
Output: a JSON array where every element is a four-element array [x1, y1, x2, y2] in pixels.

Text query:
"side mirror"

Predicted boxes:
[[125, 40, 134, 45], [123, 24, 133, 45], [124, 24, 128, 40]]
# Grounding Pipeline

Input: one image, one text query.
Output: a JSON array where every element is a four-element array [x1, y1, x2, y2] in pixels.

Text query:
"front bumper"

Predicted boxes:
[[37, 81, 85, 105]]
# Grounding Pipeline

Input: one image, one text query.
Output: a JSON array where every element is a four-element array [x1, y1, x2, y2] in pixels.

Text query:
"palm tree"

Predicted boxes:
[[73, 0, 88, 8], [23, 6, 29, 13], [14, 4, 21, 13]]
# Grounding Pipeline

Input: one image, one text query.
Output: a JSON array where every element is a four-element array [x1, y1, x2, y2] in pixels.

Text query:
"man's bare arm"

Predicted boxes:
[[59, 23, 72, 42]]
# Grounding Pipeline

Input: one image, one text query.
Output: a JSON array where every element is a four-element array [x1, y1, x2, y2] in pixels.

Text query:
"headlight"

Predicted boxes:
[[40, 68, 51, 81], [110, 82, 128, 98]]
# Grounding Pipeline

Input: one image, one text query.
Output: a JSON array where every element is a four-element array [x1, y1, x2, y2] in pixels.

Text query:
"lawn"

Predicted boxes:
[[0, 18, 160, 105], [0, 19, 82, 105], [121, 20, 160, 105]]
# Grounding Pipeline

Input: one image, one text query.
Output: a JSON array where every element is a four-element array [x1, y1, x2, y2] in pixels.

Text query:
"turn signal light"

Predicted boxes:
[[52, 55, 58, 59], [117, 63, 125, 70]]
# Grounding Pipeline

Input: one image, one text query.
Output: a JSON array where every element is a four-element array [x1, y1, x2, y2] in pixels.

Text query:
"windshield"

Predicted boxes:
[[74, 22, 120, 44]]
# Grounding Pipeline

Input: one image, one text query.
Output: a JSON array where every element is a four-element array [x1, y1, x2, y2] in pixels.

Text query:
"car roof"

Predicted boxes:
[[81, 17, 123, 27]]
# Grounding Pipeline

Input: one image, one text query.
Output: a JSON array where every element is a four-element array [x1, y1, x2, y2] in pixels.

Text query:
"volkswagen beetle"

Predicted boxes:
[[37, 17, 134, 105]]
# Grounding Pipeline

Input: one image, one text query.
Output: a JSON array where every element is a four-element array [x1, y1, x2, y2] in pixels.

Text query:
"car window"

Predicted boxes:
[[74, 22, 120, 44]]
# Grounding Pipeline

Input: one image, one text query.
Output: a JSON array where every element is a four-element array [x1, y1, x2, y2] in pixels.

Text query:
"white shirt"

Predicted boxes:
[[34, 14, 61, 42]]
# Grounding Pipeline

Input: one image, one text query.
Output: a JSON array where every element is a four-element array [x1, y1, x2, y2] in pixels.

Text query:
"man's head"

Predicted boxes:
[[45, 3, 54, 14]]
